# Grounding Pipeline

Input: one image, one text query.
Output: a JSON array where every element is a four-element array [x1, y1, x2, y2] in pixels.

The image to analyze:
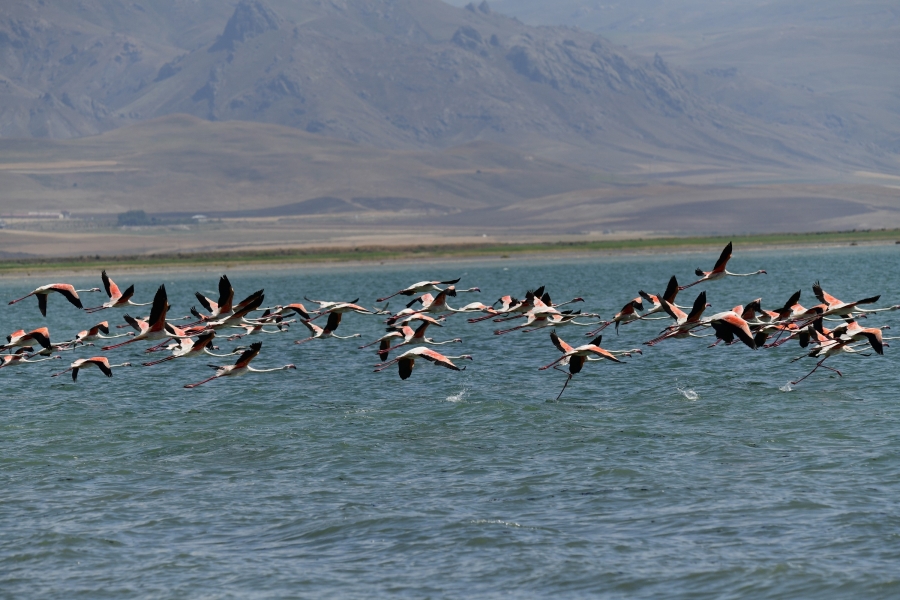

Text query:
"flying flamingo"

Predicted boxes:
[[829, 320, 888, 355], [102, 285, 171, 350], [72, 321, 133, 345], [51, 357, 132, 381], [382, 320, 461, 353], [811, 281, 892, 317], [142, 331, 245, 366], [200, 290, 266, 331], [706, 309, 761, 349], [373, 346, 473, 380], [0, 348, 61, 369], [3, 327, 52, 352], [539, 331, 627, 400], [192, 275, 235, 320], [9, 283, 101, 316], [679, 242, 766, 290], [637, 276, 691, 317], [294, 312, 361, 345], [183, 342, 296, 388], [789, 336, 874, 385], [586, 297, 644, 335], [84, 271, 153, 313], [376, 278, 462, 302], [359, 327, 410, 361], [227, 310, 294, 340], [645, 291, 711, 346]]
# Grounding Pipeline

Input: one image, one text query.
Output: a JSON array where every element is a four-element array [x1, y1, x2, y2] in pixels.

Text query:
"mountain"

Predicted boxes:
[[1, 0, 895, 175], [443, 0, 900, 157]]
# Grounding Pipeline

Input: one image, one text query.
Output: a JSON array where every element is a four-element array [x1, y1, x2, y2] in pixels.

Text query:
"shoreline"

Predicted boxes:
[[0, 230, 897, 279]]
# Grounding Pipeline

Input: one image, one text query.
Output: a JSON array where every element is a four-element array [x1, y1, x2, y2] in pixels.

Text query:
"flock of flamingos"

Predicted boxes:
[[3, 242, 897, 398]]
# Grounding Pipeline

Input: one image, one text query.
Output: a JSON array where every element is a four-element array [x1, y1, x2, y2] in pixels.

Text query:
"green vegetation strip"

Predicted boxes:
[[1, 230, 898, 274]]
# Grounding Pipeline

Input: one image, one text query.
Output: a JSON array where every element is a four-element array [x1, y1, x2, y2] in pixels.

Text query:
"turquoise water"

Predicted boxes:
[[2, 245, 899, 598]]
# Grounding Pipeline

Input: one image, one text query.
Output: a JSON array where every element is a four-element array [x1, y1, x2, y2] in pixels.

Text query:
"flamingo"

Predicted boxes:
[[72, 321, 133, 345], [638, 276, 691, 317], [468, 287, 550, 324], [811, 281, 890, 317], [227, 310, 293, 340], [193, 275, 235, 320], [9, 283, 101, 316], [294, 312, 361, 345], [142, 331, 245, 366], [373, 346, 472, 380], [306, 299, 389, 323], [51, 357, 132, 381], [645, 291, 711, 346], [383, 320, 461, 353], [830, 320, 888, 355], [3, 327, 52, 352], [679, 242, 766, 290], [467, 292, 528, 323], [705, 310, 760, 349], [0, 348, 61, 369], [539, 331, 627, 401], [376, 278, 462, 302], [102, 285, 170, 350], [201, 290, 266, 330], [359, 327, 410, 361], [84, 271, 153, 313], [183, 342, 296, 388], [586, 297, 644, 335], [790, 337, 873, 385]]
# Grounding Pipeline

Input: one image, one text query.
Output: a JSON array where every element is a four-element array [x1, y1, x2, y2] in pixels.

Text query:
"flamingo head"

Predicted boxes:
[[285, 364, 297, 369]]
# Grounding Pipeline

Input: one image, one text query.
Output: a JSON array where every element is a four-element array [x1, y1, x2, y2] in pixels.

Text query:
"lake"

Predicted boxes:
[[2, 244, 899, 598]]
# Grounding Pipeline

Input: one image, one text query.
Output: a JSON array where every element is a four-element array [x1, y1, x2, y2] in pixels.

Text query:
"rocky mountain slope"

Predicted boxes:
[[1, 0, 894, 174]]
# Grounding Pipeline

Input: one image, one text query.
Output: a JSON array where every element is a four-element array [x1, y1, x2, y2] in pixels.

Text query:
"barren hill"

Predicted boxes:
[[1, 0, 895, 174]]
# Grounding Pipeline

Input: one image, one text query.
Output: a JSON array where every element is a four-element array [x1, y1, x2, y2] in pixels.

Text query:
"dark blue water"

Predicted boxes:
[[2, 245, 899, 598]]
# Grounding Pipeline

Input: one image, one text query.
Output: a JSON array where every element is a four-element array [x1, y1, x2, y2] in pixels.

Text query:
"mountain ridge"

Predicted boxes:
[[1, 0, 894, 175]]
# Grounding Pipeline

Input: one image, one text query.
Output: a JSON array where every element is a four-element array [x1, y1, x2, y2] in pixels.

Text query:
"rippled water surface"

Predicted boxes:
[[2, 245, 900, 598]]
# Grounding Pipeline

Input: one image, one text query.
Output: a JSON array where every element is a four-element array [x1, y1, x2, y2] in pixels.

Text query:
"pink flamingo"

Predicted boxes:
[[680, 242, 766, 289], [9, 283, 101, 316], [373, 346, 472, 380], [184, 342, 296, 388]]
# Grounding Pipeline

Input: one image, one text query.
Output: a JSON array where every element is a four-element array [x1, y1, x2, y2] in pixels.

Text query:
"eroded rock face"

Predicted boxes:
[[0, 0, 879, 174], [211, 0, 283, 51]]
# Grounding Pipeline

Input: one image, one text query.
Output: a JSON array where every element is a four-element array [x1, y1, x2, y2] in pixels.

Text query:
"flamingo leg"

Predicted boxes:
[[184, 375, 220, 388], [554, 372, 572, 401]]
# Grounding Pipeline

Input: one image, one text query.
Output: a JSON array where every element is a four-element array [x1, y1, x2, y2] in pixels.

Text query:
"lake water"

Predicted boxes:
[[2, 245, 899, 598]]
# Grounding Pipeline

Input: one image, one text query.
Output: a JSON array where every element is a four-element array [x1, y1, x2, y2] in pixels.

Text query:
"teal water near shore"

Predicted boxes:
[[2, 245, 899, 597]]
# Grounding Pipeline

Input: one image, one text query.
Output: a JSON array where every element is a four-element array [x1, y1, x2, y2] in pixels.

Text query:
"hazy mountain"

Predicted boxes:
[[444, 0, 900, 156], [1, 0, 895, 175]]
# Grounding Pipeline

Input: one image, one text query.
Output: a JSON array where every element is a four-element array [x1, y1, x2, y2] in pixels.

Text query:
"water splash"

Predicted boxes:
[[676, 379, 699, 400], [446, 388, 468, 403], [779, 382, 793, 392]]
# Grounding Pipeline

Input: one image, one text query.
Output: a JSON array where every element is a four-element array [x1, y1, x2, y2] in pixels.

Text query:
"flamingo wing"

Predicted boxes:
[[52, 284, 83, 309], [324, 311, 343, 333], [28, 327, 52, 350], [686, 291, 708, 322], [663, 275, 679, 303], [195, 292, 216, 313], [147, 285, 168, 328], [417, 348, 464, 370], [102, 270, 120, 299], [233, 342, 262, 368], [550, 330, 574, 354], [712, 241, 733, 273], [398, 357, 415, 379], [218, 275, 235, 313], [37, 293, 49, 316], [87, 357, 114, 377]]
